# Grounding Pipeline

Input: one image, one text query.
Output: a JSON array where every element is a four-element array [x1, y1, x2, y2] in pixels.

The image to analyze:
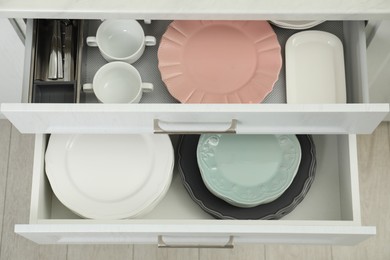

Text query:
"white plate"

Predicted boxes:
[[269, 20, 324, 29], [132, 160, 174, 218], [285, 31, 346, 104], [45, 134, 174, 219]]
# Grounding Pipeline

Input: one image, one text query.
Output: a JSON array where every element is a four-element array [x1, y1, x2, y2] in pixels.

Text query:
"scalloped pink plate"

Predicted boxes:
[[158, 21, 282, 103]]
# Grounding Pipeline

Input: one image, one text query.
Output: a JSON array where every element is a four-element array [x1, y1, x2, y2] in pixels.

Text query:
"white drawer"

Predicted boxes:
[[15, 133, 375, 246], [0, 20, 388, 134]]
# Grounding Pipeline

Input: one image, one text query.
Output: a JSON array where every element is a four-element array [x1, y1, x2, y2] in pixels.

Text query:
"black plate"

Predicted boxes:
[[178, 135, 316, 220]]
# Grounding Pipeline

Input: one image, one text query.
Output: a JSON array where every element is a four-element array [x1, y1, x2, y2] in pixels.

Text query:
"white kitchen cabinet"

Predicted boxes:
[[367, 20, 390, 121], [0, 0, 388, 20], [0, 18, 24, 119], [0, 5, 389, 246]]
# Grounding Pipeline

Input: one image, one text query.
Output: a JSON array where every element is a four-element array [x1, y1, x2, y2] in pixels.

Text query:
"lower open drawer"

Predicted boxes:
[[15, 134, 375, 246]]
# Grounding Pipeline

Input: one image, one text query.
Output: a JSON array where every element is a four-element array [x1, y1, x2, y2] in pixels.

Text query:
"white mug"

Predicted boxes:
[[86, 20, 156, 64], [83, 62, 153, 103]]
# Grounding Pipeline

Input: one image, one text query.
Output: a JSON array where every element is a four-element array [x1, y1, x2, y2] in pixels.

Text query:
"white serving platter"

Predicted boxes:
[[286, 31, 347, 104]]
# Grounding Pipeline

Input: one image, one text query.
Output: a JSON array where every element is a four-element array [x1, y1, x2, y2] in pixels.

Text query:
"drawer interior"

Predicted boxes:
[[26, 20, 367, 104], [6, 19, 386, 135], [29, 134, 361, 225]]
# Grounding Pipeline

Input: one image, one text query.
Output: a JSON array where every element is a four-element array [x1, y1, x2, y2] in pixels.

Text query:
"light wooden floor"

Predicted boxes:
[[0, 120, 389, 260]]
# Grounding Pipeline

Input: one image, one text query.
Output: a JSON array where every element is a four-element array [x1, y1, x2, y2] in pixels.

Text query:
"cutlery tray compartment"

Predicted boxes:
[[32, 81, 77, 103], [29, 20, 80, 103], [16, 133, 374, 245]]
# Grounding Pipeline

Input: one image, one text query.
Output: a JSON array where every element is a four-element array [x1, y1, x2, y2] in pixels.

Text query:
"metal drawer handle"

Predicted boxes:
[[157, 235, 234, 249], [153, 119, 237, 134]]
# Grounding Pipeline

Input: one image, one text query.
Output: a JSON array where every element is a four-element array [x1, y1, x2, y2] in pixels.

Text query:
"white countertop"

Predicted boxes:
[[0, 0, 389, 19]]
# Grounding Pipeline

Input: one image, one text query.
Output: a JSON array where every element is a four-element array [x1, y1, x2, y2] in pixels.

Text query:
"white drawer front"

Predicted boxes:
[[15, 224, 375, 245], [1, 20, 388, 135], [1, 103, 388, 134], [15, 134, 376, 245]]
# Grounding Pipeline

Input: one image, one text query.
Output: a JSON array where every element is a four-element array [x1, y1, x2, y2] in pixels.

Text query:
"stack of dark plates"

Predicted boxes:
[[178, 135, 316, 220]]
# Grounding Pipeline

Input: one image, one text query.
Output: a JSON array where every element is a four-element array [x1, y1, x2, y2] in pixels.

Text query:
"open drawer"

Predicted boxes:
[[15, 133, 375, 245], [0, 19, 388, 134]]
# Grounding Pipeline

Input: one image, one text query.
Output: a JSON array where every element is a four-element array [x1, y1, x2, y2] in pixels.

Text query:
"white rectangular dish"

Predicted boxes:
[[286, 30, 347, 104], [14, 134, 375, 245]]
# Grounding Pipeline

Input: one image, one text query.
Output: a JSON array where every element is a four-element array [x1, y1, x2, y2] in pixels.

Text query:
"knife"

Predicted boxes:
[[47, 20, 58, 80], [57, 21, 64, 79], [63, 22, 73, 81]]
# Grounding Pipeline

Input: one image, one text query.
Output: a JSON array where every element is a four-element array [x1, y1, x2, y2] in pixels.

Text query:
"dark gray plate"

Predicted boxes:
[[178, 135, 316, 220]]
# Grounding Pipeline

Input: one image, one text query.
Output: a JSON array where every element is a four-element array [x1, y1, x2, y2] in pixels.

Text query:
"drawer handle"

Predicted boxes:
[[153, 119, 237, 134], [157, 235, 234, 249]]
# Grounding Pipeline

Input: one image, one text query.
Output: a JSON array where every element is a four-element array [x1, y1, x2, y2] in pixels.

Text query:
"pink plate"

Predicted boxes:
[[158, 21, 282, 103]]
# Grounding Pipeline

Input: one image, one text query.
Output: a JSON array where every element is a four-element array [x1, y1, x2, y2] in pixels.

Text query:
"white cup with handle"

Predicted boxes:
[[86, 20, 156, 64], [83, 62, 153, 103]]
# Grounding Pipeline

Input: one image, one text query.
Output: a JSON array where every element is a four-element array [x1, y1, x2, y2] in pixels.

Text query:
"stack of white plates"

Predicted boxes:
[[45, 134, 174, 219]]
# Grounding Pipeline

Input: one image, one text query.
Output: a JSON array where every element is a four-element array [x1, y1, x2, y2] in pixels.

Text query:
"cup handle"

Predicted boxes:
[[83, 83, 94, 93], [145, 36, 156, 46], [142, 83, 154, 93], [86, 36, 98, 47]]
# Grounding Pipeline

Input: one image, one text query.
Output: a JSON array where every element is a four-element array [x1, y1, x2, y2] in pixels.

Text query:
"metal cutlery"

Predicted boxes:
[[47, 20, 67, 80], [47, 20, 58, 79], [63, 20, 74, 81], [57, 21, 64, 79]]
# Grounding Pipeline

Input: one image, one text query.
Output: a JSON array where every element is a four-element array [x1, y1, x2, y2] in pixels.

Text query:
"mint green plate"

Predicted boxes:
[[197, 134, 301, 208]]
